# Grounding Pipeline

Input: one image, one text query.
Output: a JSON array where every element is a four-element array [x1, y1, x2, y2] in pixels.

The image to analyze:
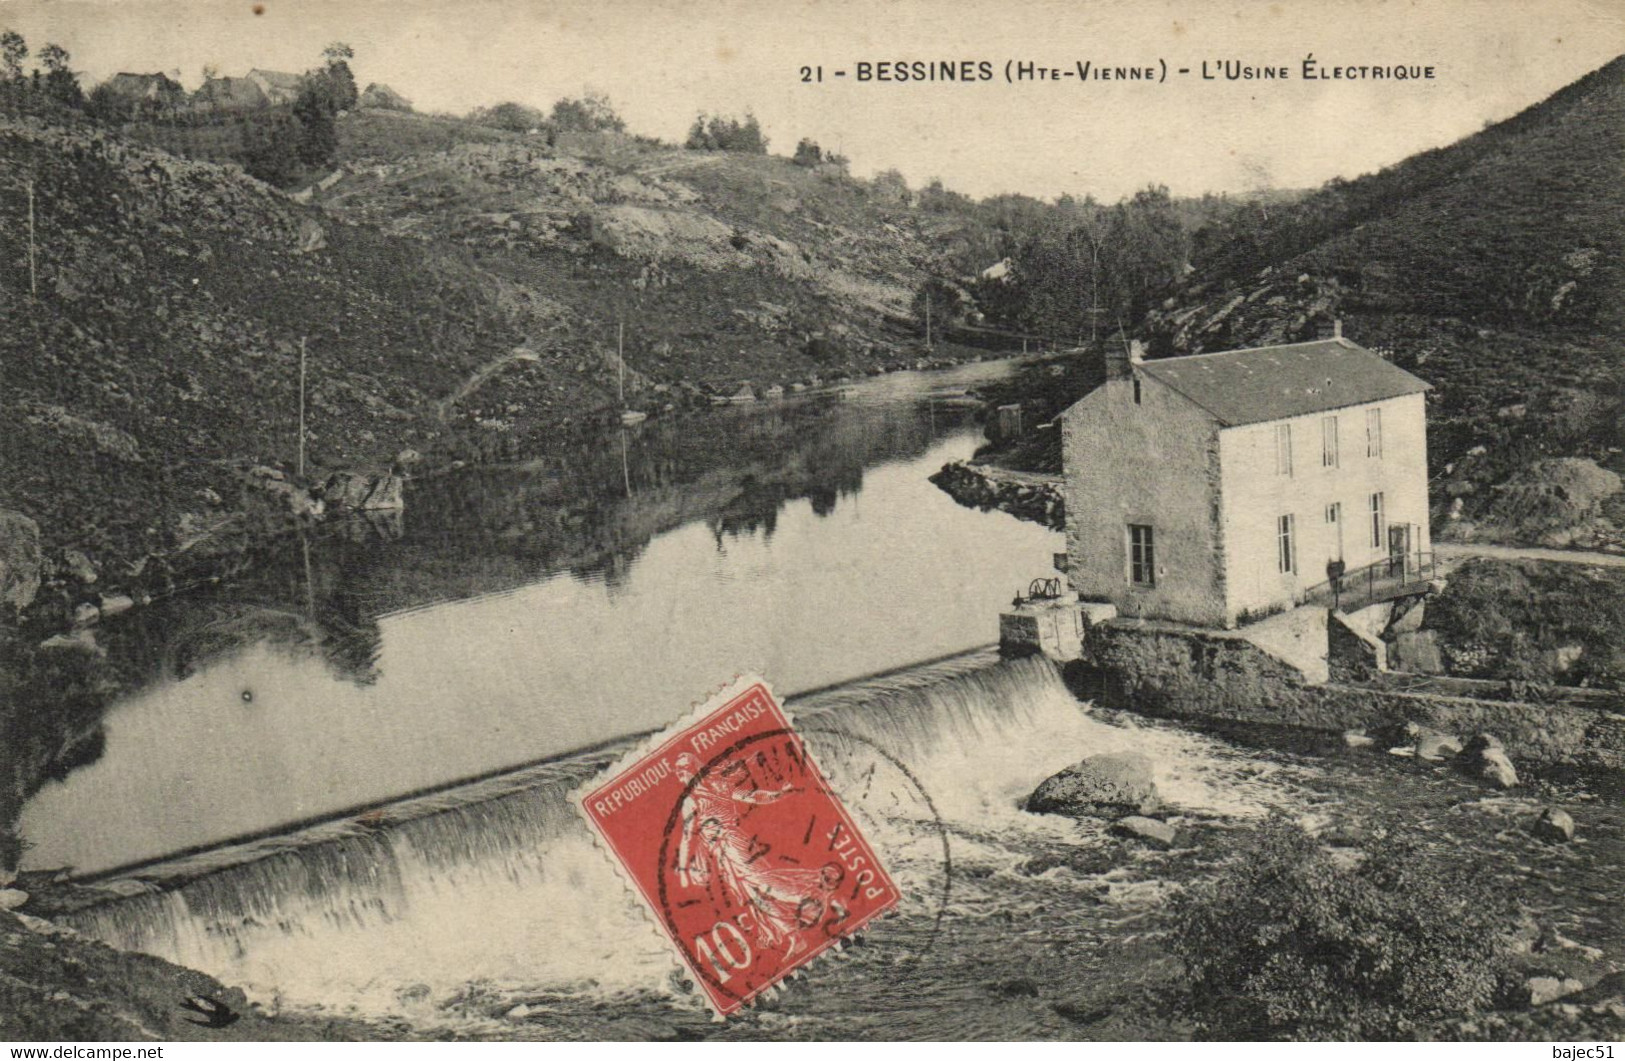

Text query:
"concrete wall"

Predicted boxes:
[[1218, 391, 1431, 622], [1075, 620, 1625, 769], [1062, 373, 1226, 626]]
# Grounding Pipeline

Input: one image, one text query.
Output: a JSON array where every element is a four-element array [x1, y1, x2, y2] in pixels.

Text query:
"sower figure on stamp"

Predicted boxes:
[[674, 751, 847, 959]]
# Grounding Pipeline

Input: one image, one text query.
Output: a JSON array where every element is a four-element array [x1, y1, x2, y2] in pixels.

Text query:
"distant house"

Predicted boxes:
[[247, 69, 305, 105], [193, 75, 269, 110], [359, 82, 412, 111], [1060, 322, 1432, 627], [100, 72, 185, 108]]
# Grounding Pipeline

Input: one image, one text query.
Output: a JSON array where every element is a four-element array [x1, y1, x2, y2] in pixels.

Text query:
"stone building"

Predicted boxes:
[[246, 69, 305, 106], [1060, 325, 1432, 627]]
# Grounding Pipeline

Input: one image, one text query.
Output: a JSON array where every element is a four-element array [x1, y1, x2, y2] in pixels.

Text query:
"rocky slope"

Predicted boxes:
[[1137, 56, 1625, 542], [0, 109, 996, 623]]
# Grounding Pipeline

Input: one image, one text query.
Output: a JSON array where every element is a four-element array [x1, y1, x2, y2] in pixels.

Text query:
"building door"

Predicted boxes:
[[1324, 502, 1345, 585], [1388, 523, 1411, 575]]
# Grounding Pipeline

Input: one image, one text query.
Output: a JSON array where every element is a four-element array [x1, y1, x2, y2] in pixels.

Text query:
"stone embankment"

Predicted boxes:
[[929, 461, 1065, 531]]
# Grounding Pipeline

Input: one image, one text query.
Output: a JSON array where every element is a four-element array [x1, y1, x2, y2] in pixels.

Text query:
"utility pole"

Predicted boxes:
[[925, 294, 932, 349], [26, 180, 38, 300], [297, 337, 307, 479]]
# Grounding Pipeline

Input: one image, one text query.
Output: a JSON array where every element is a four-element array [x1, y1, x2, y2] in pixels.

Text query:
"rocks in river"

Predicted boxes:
[[929, 461, 1065, 531], [0, 889, 29, 911], [1455, 733, 1519, 788], [1111, 815, 1177, 848], [0, 510, 43, 609], [1531, 807, 1575, 844], [1026, 752, 1161, 819], [1342, 729, 1376, 749]]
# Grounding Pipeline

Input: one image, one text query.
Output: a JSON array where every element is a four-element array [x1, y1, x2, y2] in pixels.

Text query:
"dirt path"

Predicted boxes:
[[1435, 541, 1625, 567], [436, 348, 541, 422]]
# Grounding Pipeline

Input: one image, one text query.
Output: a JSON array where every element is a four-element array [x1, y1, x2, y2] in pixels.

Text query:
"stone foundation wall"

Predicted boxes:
[[1075, 619, 1625, 769]]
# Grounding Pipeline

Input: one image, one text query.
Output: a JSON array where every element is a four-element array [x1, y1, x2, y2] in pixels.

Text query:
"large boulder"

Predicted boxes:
[[322, 471, 405, 512], [0, 510, 42, 609], [1455, 734, 1519, 788], [1531, 807, 1575, 844], [1026, 752, 1161, 819], [1390, 630, 1444, 673]]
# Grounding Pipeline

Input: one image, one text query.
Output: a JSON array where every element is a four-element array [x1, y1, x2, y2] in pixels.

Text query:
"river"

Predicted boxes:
[[19, 360, 1059, 877], [20, 361, 1625, 1041]]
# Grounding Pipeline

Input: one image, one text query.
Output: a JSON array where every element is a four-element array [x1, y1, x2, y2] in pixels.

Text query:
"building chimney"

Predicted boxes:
[[1105, 339, 1145, 381], [1314, 316, 1343, 340]]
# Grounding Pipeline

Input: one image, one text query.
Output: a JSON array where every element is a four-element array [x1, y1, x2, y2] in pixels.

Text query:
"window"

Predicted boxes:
[[1277, 514, 1296, 574], [1129, 524, 1155, 586], [1326, 502, 1343, 561], [1132, 377, 1142, 404], [1321, 416, 1339, 468], [1275, 423, 1293, 477], [1370, 492, 1385, 548], [1366, 407, 1383, 458]]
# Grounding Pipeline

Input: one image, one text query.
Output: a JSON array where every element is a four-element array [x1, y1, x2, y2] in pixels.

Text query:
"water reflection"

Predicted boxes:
[[14, 363, 1060, 876]]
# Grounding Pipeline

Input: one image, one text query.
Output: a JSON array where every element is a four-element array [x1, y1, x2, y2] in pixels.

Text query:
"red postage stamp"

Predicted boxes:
[[577, 676, 900, 1016]]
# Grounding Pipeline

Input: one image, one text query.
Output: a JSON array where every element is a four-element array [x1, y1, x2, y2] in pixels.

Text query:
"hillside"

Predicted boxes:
[[321, 109, 977, 376], [983, 55, 1625, 547], [0, 109, 1000, 620]]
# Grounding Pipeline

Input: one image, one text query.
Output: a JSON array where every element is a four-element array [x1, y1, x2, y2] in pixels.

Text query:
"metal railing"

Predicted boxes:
[[1301, 551, 1439, 612]]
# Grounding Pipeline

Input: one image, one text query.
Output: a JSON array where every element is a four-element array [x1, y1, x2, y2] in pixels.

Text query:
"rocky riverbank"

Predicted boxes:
[[929, 460, 1065, 530], [0, 907, 394, 1041]]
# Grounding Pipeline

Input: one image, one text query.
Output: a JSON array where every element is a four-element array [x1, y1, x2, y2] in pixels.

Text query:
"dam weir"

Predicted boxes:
[[59, 651, 1280, 1018]]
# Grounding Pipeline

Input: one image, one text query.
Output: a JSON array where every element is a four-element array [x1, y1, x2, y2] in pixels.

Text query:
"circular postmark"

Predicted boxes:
[[654, 724, 951, 1012]]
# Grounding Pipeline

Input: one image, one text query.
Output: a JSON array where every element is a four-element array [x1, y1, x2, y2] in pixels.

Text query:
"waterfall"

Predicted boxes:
[[62, 651, 1288, 1019]]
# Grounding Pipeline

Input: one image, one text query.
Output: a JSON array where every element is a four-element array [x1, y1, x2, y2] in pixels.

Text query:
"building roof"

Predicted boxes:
[[1137, 338, 1430, 427], [196, 76, 268, 108], [103, 72, 182, 99], [247, 69, 304, 102], [360, 82, 412, 109]]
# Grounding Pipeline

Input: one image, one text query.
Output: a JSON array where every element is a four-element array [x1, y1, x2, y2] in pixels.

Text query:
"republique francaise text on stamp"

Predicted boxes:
[[577, 677, 900, 1016]]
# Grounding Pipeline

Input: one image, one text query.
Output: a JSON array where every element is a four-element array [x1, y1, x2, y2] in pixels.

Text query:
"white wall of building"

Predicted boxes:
[[1218, 391, 1431, 622], [1062, 372, 1227, 626]]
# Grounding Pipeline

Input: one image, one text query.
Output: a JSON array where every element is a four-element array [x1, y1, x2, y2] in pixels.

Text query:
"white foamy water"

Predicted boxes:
[[64, 654, 1310, 1022]]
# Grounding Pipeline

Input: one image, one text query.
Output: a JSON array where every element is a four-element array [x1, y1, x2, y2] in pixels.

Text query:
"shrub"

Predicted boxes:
[[685, 112, 767, 153], [1173, 817, 1515, 1039]]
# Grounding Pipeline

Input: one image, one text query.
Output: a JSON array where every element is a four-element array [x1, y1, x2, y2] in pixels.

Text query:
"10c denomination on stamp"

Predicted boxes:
[[577, 676, 899, 1017]]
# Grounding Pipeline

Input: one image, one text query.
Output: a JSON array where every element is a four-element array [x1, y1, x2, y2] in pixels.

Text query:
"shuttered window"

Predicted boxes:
[[1129, 524, 1155, 586]]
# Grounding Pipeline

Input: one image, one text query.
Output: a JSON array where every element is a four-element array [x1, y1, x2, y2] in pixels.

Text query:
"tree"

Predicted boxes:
[[37, 43, 82, 106], [468, 101, 546, 132], [0, 30, 26, 82], [911, 276, 961, 343], [550, 92, 624, 133], [870, 168, 911, 204], [684, 112, 767, 153], [792, 137, 822, 167], [314, 41, 357, 112], [292, 79, 337, 167]]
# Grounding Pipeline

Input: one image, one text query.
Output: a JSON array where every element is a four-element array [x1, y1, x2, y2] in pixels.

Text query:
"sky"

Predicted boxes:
[[2, 0, 1622, 201]]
